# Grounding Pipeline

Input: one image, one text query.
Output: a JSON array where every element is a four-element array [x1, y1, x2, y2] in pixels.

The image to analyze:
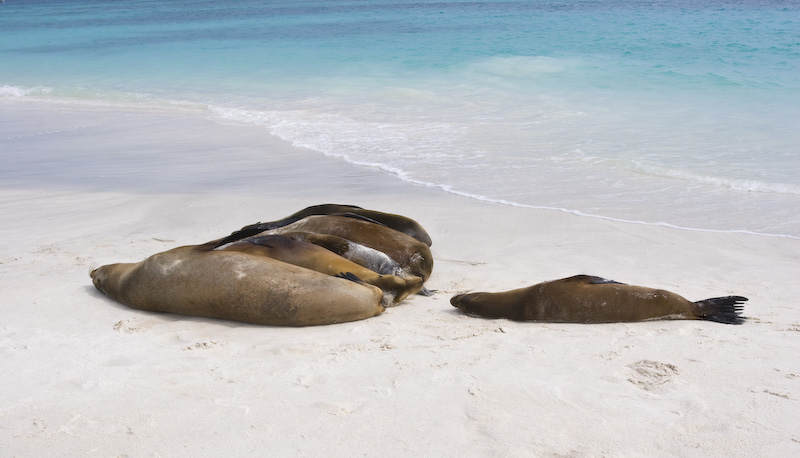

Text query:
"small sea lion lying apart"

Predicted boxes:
[[215, 204, 433, 247], [451, 275, 747, 324], [91, 244, 385, 327]]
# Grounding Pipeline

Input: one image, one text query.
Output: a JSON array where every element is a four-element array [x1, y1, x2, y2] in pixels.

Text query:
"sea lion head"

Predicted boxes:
[[90, 262, 136, 302], [451, 290, 528, 321], [451, 292, 494, 317], [90, 264, 111, 295]]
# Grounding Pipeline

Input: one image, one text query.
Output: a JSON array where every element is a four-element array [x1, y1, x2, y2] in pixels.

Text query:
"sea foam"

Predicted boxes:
[[2, 0, 798, 237]]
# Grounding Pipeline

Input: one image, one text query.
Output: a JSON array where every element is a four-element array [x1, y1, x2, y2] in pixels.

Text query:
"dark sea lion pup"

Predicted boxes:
[[215, 204, 433, 247], [451, 275, 747, 325]]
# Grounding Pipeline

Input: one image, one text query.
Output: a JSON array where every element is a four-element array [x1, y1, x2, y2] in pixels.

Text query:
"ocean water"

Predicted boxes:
[[2, 0, 798, 237]]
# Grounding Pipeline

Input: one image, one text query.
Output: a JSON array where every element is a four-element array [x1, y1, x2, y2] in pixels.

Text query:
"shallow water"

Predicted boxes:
[[2, 0, 798, 237]]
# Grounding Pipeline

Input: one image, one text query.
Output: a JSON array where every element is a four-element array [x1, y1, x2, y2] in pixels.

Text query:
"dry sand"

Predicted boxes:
[[2, 101, 799, 457]]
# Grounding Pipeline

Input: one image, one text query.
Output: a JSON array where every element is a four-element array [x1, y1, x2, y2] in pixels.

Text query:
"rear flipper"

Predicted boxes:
[[694, 296, 748, 325]]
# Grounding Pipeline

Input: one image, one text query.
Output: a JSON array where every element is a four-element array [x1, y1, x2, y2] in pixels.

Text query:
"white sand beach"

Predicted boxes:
[[2, 100, 799, 457]]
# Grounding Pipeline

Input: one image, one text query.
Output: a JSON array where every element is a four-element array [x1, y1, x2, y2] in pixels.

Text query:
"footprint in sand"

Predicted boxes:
[[113, 318, 162, 334], [628, 360, 679, 391], [113, 319, 145, 333], [183, 340, 221, 351]]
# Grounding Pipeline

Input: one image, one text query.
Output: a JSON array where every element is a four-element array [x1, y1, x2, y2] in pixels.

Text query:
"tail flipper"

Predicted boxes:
[[694, 296, 748, 325]]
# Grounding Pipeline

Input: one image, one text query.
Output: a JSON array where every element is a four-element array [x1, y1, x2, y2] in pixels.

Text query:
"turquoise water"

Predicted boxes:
[[2, 0, 799, 236]]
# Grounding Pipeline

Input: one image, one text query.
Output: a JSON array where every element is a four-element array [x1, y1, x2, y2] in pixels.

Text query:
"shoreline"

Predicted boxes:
[[2, 100, 799, 456], [5, 95, 799, 240]]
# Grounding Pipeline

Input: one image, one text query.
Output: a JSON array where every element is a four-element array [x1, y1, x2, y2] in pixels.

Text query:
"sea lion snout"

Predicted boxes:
[[90, 265, 103, 286], [90, 263, 122, 292], [90, 265, 111, 295]]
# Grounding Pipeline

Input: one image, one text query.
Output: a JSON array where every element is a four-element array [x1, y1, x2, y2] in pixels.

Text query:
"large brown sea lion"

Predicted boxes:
[[91, 244, 385, 327], [215, 204, 433, 247], [217, 234, 423, 305], [450, 275, 747, 324]]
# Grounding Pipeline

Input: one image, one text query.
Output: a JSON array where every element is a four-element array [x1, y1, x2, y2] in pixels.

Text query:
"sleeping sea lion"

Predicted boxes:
[[91, 244, 384, 326], [450, 275, 746, 324], [275, 231, 404, 278], [217, 234, 423, 305], [215, 204, 433, 247], [232, 214, 434, 281]]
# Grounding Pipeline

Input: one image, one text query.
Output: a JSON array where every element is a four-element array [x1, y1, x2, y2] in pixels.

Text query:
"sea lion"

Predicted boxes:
[[215, 204, 433, 247], [248, 231, 408, 279], [217, 234, 423, 305], [450, 275, 747, 324], [91, 244, 385, 326], [229, 214, 434, 281]]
